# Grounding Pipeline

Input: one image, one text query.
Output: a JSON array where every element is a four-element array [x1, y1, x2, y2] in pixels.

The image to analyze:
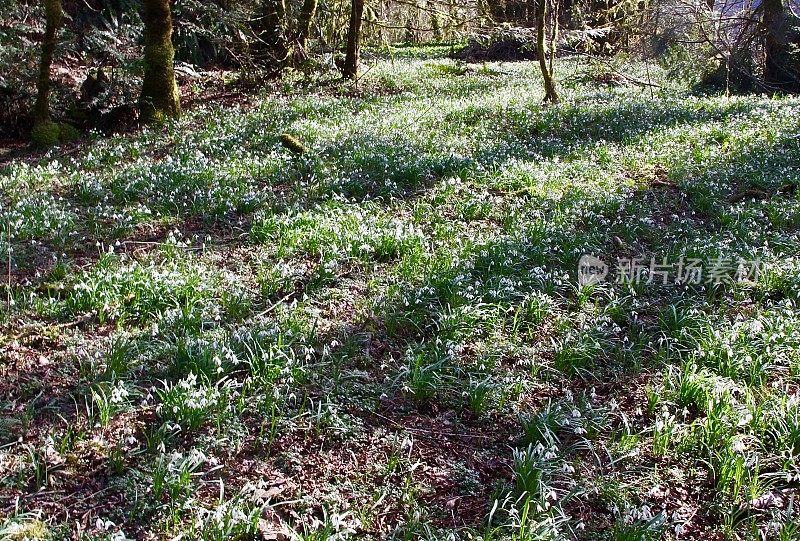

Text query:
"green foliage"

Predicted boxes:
[[30, 121, 61, 148], [658, 44, 717, 87], [4, 55, 800, 541], [30, 121, 81, 147], [156, 373, 229, 431]]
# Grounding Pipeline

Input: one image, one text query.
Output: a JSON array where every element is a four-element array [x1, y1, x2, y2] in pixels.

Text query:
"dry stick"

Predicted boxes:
[[1, 314, 94, 347], [353, 58, 378, 86], [389, 0, 476, 19], [254, 291, 297, 318], [368, 14, 484, 32], [644, 54, 655, 99], [676, 0, 775, 93], [565, 48, 662, 89], [412, 100, 438, 124]]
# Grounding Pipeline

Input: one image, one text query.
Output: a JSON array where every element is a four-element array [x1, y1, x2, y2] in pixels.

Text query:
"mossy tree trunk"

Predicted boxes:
[[344, 0, 365, 79], [762, 0, 800, 91], [139, 0, 180, 122], [297, 0, 319, 54], [33, 0, 63, 126], [259, 0, 289, 64], [534, 0, 559, 103]]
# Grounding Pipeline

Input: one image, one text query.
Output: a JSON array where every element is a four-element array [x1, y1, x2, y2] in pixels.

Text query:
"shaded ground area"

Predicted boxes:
[[1, 56, 800, 540]]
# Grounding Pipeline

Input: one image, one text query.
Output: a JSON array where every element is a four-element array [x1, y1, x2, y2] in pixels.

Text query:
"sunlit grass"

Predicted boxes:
[[1, 54, 800, 540]]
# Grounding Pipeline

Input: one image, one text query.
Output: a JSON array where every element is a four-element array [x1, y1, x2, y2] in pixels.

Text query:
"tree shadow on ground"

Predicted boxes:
[[1, 86, 797, 536], [298, 126, 800, 531], [1, 84, 760, 265]]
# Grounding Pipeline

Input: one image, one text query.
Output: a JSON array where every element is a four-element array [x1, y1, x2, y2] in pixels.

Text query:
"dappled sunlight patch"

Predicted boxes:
[[251, 201, 423, 263], [4, 54, 800, 539], [52, 245, 251, 326]]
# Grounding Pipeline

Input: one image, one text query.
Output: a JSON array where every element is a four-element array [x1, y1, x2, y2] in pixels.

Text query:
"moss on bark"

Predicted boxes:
[[139, 0, 180, 123], [297, 0, 319, 53], [280, 133, 306, 155], [534, 0, 559, 103], [33, 0, 63, 127]]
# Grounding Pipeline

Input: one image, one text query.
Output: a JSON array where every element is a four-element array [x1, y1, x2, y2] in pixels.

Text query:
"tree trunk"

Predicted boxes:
[[139, 0, 180, 122], [535, 0, 559, 103], [344, 0, 365, 79], [762, 0, 800, 91], [33, 0, 63, 126], [259, 0, 289, 64], [549, 0, 559, 79], [525, 0, 535, 27], [297, 0, 319, 53]]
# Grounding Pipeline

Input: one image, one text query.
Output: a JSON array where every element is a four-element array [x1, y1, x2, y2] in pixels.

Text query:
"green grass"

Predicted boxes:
[[2, 54, 800, 540]]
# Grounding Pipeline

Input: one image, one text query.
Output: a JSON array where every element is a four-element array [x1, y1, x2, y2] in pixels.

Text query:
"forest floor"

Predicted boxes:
[[2, 51, 800, 541]]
